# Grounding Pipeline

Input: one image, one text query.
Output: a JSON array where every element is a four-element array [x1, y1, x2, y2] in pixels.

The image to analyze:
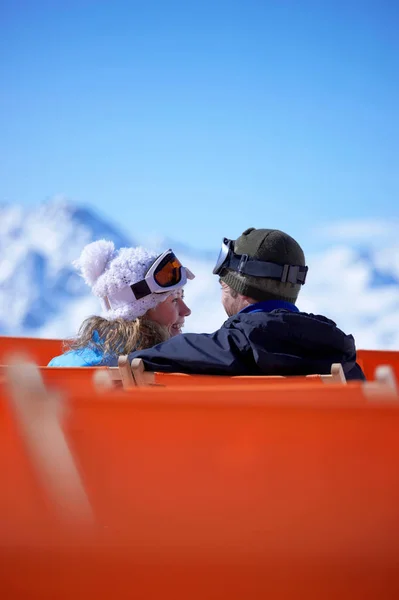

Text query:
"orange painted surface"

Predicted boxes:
[[0, 336, 64, 367], [357, 349, 399, 380], [0, 384, 398, 598], [0, 365, 122, 397], [154, 371, 330, 386]]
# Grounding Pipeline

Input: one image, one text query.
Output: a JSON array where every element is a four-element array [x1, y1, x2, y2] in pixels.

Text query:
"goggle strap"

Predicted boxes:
[[222, 254, 308, 284], [130, 279, 152, 300], [100, 297, 111, 312], [281, 264, 308, 285]]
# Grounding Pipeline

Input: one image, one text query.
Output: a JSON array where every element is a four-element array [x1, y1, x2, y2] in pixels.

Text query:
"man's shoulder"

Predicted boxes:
[[222, 309, 343, 342], [224, 308, 305, 329], [227, 309, 336, 327]]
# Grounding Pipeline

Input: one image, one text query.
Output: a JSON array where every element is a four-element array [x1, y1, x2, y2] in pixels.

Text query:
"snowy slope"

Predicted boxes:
[[0, 197, 132, 334], [0, 198, 398, 349]]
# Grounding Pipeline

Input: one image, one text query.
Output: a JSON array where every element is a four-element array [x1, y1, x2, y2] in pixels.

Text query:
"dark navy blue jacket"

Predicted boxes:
[[127, 302, 365, 381]]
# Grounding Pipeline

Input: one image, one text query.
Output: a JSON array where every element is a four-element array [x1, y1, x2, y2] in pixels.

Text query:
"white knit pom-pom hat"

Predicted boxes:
[[73, 240, 195, 321]]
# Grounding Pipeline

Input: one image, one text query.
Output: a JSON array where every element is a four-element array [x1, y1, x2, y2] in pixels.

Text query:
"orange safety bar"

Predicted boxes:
[[35, 366, 121, 392], [0, 366, 122, 395], [0, 366, 393, 401], [130, 358, 347, 387], [0, 359, 396, 401], [0, 336, 64, 366], [357, 349, 399, 380], [0, 371, 359, 403], [153, 371, 336, 387], [0, 384, 398, 598], [0, 362, 347, 396]]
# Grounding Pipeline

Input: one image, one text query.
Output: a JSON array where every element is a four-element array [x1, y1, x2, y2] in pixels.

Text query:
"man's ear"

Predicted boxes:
[[240, 295, 258, 305], [239, 295, 254, 306]]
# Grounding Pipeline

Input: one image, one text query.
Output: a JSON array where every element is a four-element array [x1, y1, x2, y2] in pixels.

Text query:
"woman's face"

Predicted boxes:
[[147, 289, 191, 337]]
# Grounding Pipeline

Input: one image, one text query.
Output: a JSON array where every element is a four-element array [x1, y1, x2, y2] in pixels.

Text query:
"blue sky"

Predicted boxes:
[[1, 0, 398, 251]]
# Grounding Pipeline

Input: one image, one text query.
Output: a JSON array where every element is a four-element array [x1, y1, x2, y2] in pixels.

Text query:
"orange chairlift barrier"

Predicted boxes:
[[1, 357, 398, 402], [128, 357, 347, 387], [86, 355, 351, 390], [2, 334, 398, 384], [357, 348, 399, 381], [0, 355, 138, 393], [127, 357, 398, 398], [0, 363, 121, 394], [1, 360, 398, 411], [0, 353, 355, 394], [5, 360, 94, 525], [0, 360, 399, 599], [0, 334, 353, 376], [0, 335, 64, 366]]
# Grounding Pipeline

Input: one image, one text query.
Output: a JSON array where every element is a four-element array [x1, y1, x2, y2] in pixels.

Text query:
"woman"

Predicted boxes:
[[48, 239, 193, 366]]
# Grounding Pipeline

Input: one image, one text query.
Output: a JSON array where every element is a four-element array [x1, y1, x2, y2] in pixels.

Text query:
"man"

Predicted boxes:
[[127, 228, 365, 380]]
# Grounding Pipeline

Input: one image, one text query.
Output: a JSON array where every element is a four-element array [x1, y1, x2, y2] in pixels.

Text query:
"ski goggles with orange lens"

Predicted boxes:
[[213, 237, 308, 284], [130, 249, 194, 300], [101, 250, 195, 312]]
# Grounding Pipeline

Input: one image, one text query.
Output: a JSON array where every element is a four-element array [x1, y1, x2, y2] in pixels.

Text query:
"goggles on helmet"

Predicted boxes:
[[102, 250, 194, 311], [213, 238, 308, 285]]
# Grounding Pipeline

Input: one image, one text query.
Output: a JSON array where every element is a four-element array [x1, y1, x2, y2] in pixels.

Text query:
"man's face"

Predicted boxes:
[[220, 279, 246, 316]]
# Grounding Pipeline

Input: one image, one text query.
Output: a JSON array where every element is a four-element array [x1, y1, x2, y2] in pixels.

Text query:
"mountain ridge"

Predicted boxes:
[[0, 199, 398, 350]]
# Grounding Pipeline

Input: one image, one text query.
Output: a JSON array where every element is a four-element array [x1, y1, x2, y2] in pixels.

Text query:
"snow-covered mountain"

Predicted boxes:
[[0, 198, 398, 349]]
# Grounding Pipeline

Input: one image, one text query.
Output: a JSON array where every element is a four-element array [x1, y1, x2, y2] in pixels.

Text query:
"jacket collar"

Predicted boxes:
[[239, 300, 299, 314]]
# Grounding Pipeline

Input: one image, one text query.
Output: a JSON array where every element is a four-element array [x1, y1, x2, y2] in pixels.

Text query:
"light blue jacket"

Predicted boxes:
[[48, 331, 114, 367]]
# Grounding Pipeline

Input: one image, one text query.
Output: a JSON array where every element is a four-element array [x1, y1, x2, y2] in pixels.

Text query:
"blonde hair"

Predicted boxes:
[[65, 315, 169, 356]]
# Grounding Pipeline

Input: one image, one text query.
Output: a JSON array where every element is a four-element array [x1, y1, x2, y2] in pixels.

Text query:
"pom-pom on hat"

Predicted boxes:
[[74, 240, 194, 321]]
